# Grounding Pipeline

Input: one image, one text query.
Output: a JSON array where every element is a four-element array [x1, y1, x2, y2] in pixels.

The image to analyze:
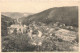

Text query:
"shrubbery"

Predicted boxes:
[[2, 34, 37, 52]]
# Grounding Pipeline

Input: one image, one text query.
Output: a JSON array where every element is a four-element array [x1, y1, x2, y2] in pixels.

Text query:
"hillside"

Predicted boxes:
[[22, 6, 78, 27], [1, 15, 14, 36]]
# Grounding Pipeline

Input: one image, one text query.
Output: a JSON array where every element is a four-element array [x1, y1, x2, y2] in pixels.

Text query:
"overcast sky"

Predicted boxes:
[[0, 0, 79, 13]]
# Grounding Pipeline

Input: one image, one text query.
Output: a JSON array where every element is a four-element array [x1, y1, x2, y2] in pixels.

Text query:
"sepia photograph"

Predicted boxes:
[[0, 0, 79, 52], [1, 6, 79, 52]]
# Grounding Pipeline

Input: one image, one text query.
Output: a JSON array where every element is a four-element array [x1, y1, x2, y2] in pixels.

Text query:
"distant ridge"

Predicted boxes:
[[2, 12, 33, 19]]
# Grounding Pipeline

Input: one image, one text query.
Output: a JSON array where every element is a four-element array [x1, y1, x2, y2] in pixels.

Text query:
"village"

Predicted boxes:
[[7, 18, 77, 46], [7, 18, 43, 45]]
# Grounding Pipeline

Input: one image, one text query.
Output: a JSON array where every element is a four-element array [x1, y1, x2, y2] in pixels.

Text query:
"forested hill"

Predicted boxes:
[[1, 15, 14, 22], [22, 6, 78, 27], [1, 15, 14, 36]]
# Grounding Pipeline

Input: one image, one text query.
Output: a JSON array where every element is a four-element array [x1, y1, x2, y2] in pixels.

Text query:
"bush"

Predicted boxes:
[[2, 34, 37, 52]]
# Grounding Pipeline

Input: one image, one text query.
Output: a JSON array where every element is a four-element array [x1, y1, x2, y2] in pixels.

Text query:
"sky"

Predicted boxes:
[[0, 0, 79, 13]]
